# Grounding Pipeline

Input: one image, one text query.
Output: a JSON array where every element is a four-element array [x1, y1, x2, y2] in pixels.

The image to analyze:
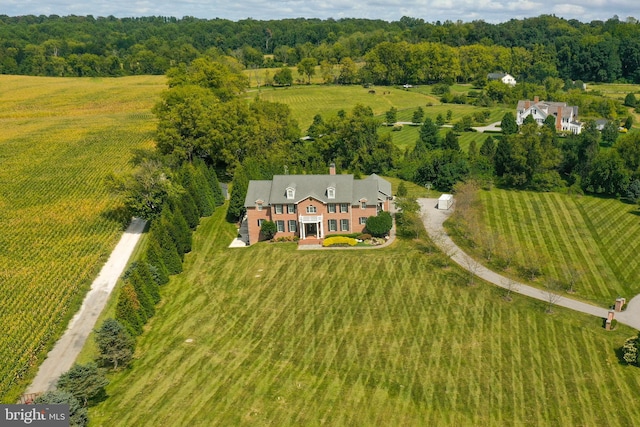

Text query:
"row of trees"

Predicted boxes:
[[2, 14, 640, 83]]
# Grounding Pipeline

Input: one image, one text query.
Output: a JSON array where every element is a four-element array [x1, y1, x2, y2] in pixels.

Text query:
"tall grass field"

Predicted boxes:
[[0, 75, 166, 401], [88, 203, 640, 426]]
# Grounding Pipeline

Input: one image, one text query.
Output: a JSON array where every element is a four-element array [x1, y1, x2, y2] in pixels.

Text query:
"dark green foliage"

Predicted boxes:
[[479, 135, 496, 161], [443, 130, 460, 151], [94, 318, 136, 370], [128, 271, 155, 319], [115, 283, 145, 336], [273, 67, 293, 85], [624, 93, 637, 107], [414, 149, 469, 191], [385, 107, 397, 125], [57, 362, 109, 407], [627, 179, 640, 203], [203, 162, 225, 206], [260, 220, 277, 240], [35, 390, 88, 427], [133, 261, 161, 303], [586, 150, 630, 195], [179, 162, 214, 217], [624, 116, 634, 130], [143, 239, 169, 285], [601, 121, 619, 146], [365, 211, 393, 237], [227, 165, 250, 222], [149, 219, 183, 275], [176, 191, 200, 229], [415, 118, 439, 156], [500, 112, 518, 135], [412, 107, 424, 124], [523, 114, 536, 125]]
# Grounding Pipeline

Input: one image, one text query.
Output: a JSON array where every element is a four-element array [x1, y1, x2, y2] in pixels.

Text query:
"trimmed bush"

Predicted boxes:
[[323, 236, 357, 247]]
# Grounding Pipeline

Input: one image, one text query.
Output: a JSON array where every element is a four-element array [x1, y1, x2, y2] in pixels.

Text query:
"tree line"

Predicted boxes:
[[1, 14, 640, 84]]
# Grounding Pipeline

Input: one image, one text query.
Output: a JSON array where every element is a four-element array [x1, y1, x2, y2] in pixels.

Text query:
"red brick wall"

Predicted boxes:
[[245, 206, 270, 245]]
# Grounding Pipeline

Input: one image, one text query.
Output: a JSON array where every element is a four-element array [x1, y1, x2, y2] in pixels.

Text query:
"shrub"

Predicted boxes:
[[260, 220, 277, 240], [322, 236, 357, 247], [357, 233, 372, 240], [365, 211, 393, 237]]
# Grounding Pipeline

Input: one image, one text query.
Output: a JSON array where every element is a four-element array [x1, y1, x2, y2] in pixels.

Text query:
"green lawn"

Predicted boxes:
[[88, 203, 640, 426], [454, 189, 640, 307]]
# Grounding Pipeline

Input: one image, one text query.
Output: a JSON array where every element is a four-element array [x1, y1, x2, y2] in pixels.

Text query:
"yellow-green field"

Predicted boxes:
[[0, 75, 165, 402]]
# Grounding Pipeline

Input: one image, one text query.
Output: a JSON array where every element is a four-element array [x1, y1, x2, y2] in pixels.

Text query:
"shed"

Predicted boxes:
[[438, 194, 453, 210]]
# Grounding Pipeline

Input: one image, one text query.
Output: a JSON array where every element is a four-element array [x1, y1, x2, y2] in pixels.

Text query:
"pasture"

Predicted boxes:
[[0, 75, 165, 402], [88, 202, 640, 426], [457, 189, 640, 307]]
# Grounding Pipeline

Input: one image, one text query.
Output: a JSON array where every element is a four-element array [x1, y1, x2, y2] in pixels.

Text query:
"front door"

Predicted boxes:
[[306, 222, 317, 237]]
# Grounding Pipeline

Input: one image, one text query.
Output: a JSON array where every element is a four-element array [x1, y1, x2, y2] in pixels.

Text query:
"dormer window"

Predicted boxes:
[[327, 186, 335, 199], [255, 200, 263, 211], [286, 187, 295, 200]]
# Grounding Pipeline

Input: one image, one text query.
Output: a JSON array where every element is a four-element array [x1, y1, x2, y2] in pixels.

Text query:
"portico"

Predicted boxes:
[[299, 214, 324, 239]]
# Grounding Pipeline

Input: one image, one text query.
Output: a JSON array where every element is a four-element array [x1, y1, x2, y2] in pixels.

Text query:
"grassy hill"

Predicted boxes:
[[452, 189, 640, 307], [88, 202, 640, 426], [0, 75, 166, 402]]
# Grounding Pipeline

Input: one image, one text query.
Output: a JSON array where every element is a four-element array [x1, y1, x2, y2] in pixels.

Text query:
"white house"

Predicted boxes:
[[487, 72, 517, 87], [516, 96, 582, 134]]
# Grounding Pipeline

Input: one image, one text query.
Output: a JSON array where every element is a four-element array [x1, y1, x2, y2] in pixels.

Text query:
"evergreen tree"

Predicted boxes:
[[35, 390, 88, 427], [412, 107, 425, 124], [227, 164, 250, 222], [128, 271, 155, 319], [94, 318, 135, 370], [149, 219, 183, 274], [479, 135, 496, 161], [494, 137, 512, 177], [414, 118, 439, 157], [115, 283, 144, 336], [57, 363, 109, 407], [143, 239, 169, 285], [135, 261, 161, 304], [501, 112, 518, 135], [176, 191, 200, 230], [443, 130, 460, 151], [202, 161, 225, 206]]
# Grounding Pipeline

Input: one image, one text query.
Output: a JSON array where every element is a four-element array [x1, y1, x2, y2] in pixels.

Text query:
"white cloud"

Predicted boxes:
[[1, 0, 638, 23]]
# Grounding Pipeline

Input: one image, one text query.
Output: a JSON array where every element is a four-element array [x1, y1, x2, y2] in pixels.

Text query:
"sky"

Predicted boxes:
[[2, 0, 639, 24]]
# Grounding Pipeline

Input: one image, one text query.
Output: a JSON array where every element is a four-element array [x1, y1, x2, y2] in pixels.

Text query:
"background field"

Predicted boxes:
[[0, 75, 165, 401], [454, 189, 640, 307], [89, 203, 640, 426]]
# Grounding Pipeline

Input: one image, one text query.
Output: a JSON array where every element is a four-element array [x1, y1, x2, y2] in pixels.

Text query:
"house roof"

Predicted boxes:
[[244, 173, 392, 208], [516, 100, 579, 122], [488, 72, 507, 79]]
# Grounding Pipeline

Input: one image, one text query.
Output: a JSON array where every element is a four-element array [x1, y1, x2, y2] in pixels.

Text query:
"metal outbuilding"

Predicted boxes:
[[438, 194, 453, 210]]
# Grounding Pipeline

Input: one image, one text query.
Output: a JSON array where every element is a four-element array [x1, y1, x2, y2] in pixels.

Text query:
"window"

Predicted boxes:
[[359, 217, 368, 225], [340, 203, 349, 213], [327, 187, 335, 199], [275, 204, 283, 214], [257, 219, 264, 227], [286, 187, 295, 200], [276, 220, 285, 232], [306, 205, 317, 214], [340, 219, 349, 231], [361, 201, 367, 209], [327, 203, 336, 213], [287, 204, 296, 214], [288, 220, 297, 232], [328, 219, 337, 232], [256, 203, 263, 211]]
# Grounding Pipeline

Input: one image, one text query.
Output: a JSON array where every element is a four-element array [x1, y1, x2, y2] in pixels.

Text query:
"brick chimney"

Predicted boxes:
[[534, 95, 539, 104], [524, 100, 531, 110], [556, 106, 563, 131], [329, 163, 336, 175]]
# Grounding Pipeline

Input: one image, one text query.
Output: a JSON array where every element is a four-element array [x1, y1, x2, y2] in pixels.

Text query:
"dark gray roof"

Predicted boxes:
[[244, 174, 391, 207]]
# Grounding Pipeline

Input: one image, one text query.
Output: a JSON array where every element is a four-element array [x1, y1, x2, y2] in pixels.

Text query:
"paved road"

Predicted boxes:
[[418, 198, 640, 330], [26, 218, 146, 394]]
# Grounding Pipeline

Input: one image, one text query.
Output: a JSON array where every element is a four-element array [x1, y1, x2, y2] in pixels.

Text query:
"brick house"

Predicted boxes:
[[516, 96, 582, 134], [243, 165, 392, 245]]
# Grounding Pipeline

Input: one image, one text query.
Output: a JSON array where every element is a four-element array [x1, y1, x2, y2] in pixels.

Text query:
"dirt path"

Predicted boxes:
[[26, 218, 146, 394], [418, 198, 640, 329]]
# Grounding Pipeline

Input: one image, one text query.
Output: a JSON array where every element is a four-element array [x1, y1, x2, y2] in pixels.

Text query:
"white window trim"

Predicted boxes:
[[275, 204, 283, 214], [340, 219, 349, 231], [286, 187, 295, 200], [340, 203, 349, 213], [328, 203, 336, 213], [328, 219, 337, 232], [287, 204, 296, 214], [327, 187, 335, 199], [276, 220, 285, 232], [306, 205, 317, 214]]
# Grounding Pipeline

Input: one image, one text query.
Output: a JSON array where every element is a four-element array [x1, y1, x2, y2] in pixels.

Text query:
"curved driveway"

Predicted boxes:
[[418, 198, 640, 330]]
